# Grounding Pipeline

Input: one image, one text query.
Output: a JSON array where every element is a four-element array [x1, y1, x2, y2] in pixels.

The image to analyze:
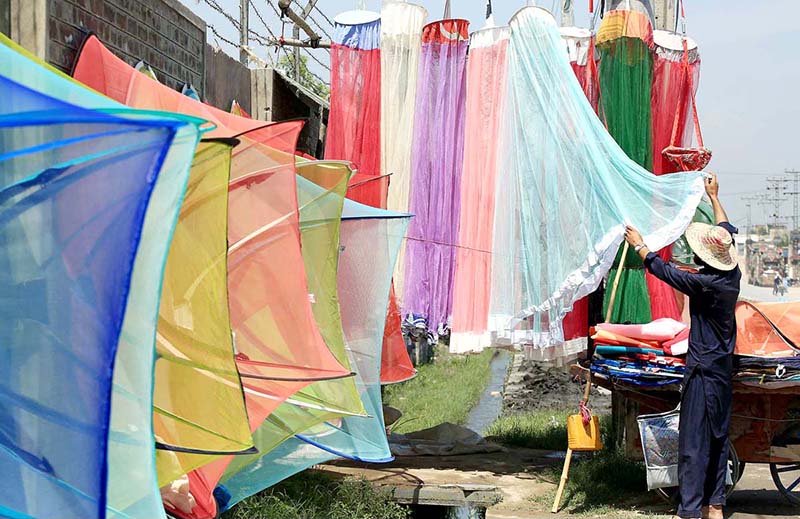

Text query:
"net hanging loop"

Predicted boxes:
[[444, 0, 451, 19]]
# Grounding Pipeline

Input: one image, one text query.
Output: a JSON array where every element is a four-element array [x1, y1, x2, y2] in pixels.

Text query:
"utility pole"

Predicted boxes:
[[280, 0, 319, 81], [784, 169, 800, 231], [652, 0, 678, 32], [765, 176, 789, 228], [239, 0, 248, 65]]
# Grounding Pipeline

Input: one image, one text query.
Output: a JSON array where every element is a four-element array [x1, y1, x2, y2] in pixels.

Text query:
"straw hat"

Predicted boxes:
[[685, 223, 738, 271]]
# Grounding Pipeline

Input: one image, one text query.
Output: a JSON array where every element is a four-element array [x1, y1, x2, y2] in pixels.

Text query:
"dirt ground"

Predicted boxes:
[[325, 354, 798, 518], [502, 355, 612, 415]]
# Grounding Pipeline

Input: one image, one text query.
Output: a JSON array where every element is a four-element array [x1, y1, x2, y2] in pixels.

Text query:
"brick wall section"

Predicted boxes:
[[47, 0, 206, 95], [204, 43, 251, 114]]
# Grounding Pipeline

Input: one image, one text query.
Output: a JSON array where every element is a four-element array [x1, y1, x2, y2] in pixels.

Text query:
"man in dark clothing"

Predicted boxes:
[[625, 173, 739, 519]]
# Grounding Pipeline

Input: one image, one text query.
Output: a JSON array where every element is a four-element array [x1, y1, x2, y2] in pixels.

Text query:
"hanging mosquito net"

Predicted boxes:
[[644, 29, 702, 321], [403, 17, 469, 335], [596, 0, 657, 324], [0, 36, 205, 519], [165, 162, 366, 519], [325, 9, 414, 384], [449, 22, 509, 354], [72, 35, 355, 479], [219, 191, 410, 509], [380, 285, 417, 384], [0, 69, 192, 518], [490, 6, 703, 347], [561, 26, 599, 112], [152, 140, 255, 488], [327, 10, 383, 207], [381, 0, 427, 299]]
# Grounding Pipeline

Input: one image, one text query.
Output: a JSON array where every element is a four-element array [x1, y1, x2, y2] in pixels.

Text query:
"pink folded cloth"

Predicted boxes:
[[596, 318, 687, 342]]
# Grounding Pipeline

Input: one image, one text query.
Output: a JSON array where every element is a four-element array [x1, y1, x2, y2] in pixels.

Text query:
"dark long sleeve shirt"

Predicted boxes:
[[643, 222, 741, 437]]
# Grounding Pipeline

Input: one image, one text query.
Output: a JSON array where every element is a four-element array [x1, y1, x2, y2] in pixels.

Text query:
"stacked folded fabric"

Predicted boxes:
[[734, 356, 800, 384], [591, 318, 688, 387]]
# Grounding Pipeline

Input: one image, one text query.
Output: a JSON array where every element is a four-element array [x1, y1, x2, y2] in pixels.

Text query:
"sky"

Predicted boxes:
[[182, 0, 800, 227]]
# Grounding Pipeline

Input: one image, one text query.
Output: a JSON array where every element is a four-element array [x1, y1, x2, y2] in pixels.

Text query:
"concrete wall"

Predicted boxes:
[[10, 0, 47, 58], [47, 0, 206, 94], [1, 0, 10, 36], [7, 0, 326, 152], [204, 43, 251, 115]]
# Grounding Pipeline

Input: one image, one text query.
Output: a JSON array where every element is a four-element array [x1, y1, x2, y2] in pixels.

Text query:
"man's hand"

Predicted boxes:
[[624, 225, 644, 248], [705, 171, 719, 199]]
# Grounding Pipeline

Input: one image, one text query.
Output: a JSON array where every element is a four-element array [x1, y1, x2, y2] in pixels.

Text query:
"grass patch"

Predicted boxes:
[[487, 409, 572, 451], [383, 349, 495, 433], [222, 471, 410, 519], [488, 409, 668, 517]]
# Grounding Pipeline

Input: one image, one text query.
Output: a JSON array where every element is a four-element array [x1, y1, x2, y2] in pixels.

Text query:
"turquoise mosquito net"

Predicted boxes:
[[489, 6, 704, 347], [0, 38, 203, 519], [217, 177, 410, 508]]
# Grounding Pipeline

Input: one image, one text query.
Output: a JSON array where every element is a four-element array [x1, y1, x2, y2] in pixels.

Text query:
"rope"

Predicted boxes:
[[668, 0, 704, 149]]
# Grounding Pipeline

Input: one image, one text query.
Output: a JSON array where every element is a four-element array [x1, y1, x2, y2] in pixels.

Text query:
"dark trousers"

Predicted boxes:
[[678, 372, 729, 518]]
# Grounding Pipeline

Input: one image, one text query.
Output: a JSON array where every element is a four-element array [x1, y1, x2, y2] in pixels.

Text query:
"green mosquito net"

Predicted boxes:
[[489, 6, 703, 347], [596, 0, 656, 324]]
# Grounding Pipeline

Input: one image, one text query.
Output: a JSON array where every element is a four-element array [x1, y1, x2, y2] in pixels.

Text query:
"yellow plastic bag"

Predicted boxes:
[[567, 414, 603, 451]]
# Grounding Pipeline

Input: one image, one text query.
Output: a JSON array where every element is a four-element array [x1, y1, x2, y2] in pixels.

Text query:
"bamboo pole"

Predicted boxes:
[[552, 239, 629, 513], [552, 447, 573, 513], [605, 240, 630, 323]]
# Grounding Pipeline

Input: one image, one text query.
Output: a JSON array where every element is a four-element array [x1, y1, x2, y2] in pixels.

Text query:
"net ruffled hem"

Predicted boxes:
[[449, 331, 492, 353], [491, 175, 704, 347]]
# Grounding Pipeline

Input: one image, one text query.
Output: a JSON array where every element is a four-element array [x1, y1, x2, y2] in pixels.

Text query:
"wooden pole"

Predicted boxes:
[[265, 37, 331, 49], [552, 448, 573, 513], [553, 239, 628, 513], [604, 240, 630, 324], [239, 0, 248, 65]]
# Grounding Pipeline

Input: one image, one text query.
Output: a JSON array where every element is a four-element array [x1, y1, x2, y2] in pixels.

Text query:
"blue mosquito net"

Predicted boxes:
[[489, 6, 704, 347], [0, 73, 186, 518], [218, 177, 410, 508], [0, 38, 203, 519]]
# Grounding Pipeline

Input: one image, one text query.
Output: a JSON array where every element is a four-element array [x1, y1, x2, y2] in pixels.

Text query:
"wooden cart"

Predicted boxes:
[[590, 372, 800, 506]]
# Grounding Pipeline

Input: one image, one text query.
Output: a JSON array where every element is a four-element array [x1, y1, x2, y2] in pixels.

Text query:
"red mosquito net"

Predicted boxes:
[[646, 30, 702, 322], [321, 12, 414, 383], [561, 26, 599, 113], [326, 14, 383, 207]]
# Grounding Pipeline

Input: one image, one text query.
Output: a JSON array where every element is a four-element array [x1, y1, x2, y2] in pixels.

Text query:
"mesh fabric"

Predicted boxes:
[[1, 35, 204, 518], [490, 6, 703, 347], [220, 194, 410, 508], [403, 19, 469, 334], [450, 24, 509, 354], [153, 140, 254, 487], [326, 18, 383, 207], [0, 73, 180, 518], [381, 0, 427, 299]]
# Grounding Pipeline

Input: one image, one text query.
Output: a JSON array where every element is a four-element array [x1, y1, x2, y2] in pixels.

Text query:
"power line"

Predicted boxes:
[[313, 4, 335, 27]]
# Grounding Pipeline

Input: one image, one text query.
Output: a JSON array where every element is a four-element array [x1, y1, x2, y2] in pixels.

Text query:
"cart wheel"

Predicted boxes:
[[770, 463, 800, 506], [656, 441, 740, 504]]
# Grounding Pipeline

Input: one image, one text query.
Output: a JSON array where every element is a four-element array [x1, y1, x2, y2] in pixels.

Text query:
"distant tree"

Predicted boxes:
[[277, 53, 330, 101]]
